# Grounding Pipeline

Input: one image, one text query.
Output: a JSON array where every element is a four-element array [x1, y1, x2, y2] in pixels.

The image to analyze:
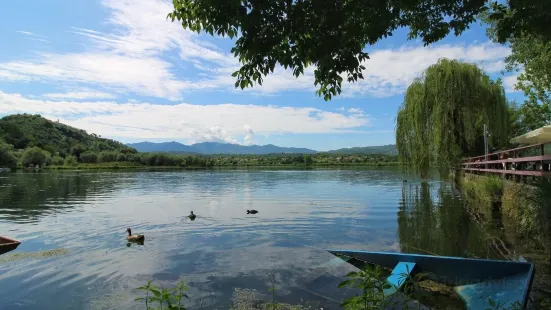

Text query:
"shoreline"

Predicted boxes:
[[26, 162, 401, 171]]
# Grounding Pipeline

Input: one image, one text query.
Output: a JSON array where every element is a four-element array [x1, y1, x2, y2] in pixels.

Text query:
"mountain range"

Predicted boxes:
[[126, 141, 398, 155]]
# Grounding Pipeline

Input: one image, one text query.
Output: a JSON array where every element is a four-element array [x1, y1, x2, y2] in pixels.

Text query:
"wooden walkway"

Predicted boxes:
[[461, 142, 551, 182]]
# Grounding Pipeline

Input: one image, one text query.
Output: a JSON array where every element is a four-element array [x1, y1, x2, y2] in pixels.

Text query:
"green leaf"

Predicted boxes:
[[150, 288, 161, 298], [337, 280, 352, 288]]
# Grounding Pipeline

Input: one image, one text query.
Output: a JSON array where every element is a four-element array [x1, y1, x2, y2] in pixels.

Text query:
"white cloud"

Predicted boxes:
[[341, 42, 511, 98], [347, 108, 364, 114], [2, 0, 235, 100], [0, 53, 190, 100], [42, 91, 117, 100], [0, 91, 369, 142], [17, 30, 47, 39], [243, 125, 255, 146], [0, 70, 30, 81], [200, 42, 512, 97], [17, 30, 50, 43], [503, 74, 521, 93], [191, 126, 240, 144]]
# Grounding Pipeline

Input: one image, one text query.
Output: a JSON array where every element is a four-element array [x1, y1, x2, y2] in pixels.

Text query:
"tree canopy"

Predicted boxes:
[[482, 2, 551, 138], [483, 2, 551, 106], [485, 0, 551, 44], [169, 0, 547, 100], [395, 59, 509, 177], [508, 101, 551, 139]]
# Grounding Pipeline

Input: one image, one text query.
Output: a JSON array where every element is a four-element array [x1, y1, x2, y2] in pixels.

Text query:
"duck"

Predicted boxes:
[[247, 210, 258, 214], [188, 211, 196, 220], [126, 228, 144, 242]]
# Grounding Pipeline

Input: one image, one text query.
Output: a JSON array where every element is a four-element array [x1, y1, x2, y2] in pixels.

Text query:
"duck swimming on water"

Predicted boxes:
[[188, 211, 196, 220], [126, 228, 144, 242], [247, 210, 258, 214]]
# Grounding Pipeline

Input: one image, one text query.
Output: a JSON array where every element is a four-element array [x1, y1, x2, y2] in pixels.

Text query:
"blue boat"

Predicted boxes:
[[328, 250, 535, 310]]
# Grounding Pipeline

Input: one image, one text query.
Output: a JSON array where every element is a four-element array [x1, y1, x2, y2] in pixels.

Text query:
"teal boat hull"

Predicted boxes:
[[328, 250, 535, 310]]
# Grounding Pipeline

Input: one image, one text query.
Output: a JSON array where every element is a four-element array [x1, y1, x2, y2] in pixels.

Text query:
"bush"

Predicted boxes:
[[0, 143, 17, 168], [51, 155, 64, 166], [116, 153, 127, 162], [98, 151, 117, 163], [303, 154, 313, 165], [21, 147, 49, 167], [64, 155, 78, 166], [71, 144, 87, 159], [80, 152, 98, 163], [127, 153, 142, 164]]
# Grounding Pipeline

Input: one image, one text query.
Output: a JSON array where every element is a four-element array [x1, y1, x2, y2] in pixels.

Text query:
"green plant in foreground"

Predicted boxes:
[[266, 272, 280, 310], [136, 280, 189, 310], [338, 264, 392, 309]]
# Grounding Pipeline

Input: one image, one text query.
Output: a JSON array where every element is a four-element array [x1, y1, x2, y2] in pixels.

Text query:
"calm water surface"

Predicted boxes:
[[0, 169, 509, 309]]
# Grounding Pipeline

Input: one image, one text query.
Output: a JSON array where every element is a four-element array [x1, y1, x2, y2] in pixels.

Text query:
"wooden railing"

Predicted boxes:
[[461, 142, 551, 182]]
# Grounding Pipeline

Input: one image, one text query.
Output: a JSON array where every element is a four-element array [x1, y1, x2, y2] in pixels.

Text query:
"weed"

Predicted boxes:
[[266, 272, 279, 310], [337, 264, 392, 309], [136, 280, 189, 310]]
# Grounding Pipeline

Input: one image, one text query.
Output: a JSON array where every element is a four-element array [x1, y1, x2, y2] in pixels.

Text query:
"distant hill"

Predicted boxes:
[[127, 141, 397, 155], [127, 141, 317, 155], [0, 114, 136, 156], [328, 144, 398, 155], [125, 141, 197, 153]]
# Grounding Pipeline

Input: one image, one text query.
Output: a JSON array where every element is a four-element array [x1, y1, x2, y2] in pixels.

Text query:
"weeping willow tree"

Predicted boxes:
[[396, 59, 510, 178]]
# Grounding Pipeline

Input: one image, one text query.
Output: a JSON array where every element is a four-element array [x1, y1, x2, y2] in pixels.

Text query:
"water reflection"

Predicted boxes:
[[398, 181, 508, 259], [0, 172, 118, 223], [0, 169, 406, 309], [0, 170, 527, 309]]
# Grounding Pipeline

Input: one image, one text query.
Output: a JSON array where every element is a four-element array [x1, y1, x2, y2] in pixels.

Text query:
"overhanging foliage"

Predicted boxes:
[[396, 59, 509, 177]]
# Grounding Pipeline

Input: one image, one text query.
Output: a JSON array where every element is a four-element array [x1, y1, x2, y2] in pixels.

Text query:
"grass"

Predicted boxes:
[[462, 175, 551, 263], [461, 175, 504, 206]]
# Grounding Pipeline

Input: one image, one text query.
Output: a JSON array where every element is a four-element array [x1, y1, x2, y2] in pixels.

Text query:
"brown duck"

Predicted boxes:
[[126, 228, 144, 242]]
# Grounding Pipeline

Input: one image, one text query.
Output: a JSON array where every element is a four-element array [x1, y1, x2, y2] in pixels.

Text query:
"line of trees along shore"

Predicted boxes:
[[0, 114, 397, 169]]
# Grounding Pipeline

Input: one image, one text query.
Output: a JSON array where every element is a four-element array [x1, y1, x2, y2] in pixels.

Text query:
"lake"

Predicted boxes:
[[0, 168, 515, 309]]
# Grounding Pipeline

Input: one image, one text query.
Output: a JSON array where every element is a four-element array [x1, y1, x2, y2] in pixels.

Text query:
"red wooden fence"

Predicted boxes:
[[461, 142, 551, 181]]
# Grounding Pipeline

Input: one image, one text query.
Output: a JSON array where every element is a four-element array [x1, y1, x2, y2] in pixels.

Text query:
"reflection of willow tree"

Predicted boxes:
[[0, 172, 118, 223], [398, 182, 501, 259]]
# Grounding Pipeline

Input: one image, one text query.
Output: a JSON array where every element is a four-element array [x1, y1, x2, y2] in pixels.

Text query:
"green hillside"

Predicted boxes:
[[0, 114, 136, 168]]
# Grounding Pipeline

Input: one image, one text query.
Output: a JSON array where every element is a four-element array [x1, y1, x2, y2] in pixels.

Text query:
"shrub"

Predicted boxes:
[[50, 155, 64, 166], [64, 155, 78, 166], [80, 152, 98, 163], [0, 143, 17, 168], [21, 147, 49, 167], [98, 151, 117, 163], [116, 153, 127, 162]]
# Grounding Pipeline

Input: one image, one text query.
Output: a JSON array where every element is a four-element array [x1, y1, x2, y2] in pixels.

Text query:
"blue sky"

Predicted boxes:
[[0, 0, 524, 151]]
